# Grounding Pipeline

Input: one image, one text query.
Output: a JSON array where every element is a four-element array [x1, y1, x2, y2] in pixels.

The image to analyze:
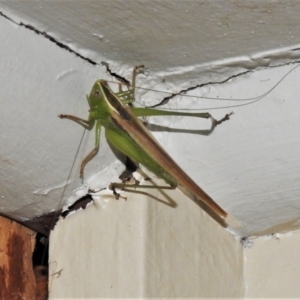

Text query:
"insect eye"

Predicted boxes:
[[94, 90, 100, 97]]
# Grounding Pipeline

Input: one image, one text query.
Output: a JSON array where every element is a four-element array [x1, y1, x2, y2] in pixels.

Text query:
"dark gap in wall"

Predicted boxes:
[[32, 233, 49, 299], [32, 233, 48, 267]]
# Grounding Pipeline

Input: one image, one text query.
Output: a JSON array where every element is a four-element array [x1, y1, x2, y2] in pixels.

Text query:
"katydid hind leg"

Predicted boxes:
[[131, 107, 211, 119], [110, 182, 176, 191], [108, 176, 178, 208], [131, 107, 233, 132], [109, 180, 176, 201], [211, 111, 234, 128]]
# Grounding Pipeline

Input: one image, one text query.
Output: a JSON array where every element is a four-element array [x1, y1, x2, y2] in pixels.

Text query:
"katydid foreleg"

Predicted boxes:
[[58, 114, 94, 129], [58, 114, 101, 178]]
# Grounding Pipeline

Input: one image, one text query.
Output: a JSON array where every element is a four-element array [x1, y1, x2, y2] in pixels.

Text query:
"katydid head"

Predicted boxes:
[[88, 80, 106, 107], [86, 80, 113, 120]]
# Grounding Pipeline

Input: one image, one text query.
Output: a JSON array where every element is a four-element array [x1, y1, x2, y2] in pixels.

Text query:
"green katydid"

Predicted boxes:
[[59, 66, 233, 222]]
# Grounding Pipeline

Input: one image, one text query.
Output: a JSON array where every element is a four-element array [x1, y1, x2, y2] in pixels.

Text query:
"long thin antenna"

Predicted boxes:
[[40, 129, 86, 265]]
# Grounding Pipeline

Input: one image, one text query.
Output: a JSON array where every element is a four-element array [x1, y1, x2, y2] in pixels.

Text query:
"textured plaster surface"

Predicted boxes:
[[2, 1, 300, 77], [1, 2, 300, 236]]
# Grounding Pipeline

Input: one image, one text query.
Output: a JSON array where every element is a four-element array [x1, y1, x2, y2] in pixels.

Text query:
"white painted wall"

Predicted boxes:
[[0, 16, 105, 220], [50, 187, 300, 298], [244, 231, 300, 298], [49, 184, 244, 298]]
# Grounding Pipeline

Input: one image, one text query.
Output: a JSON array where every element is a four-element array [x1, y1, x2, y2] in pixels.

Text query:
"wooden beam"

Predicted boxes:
[[0, 215, 36, 299]]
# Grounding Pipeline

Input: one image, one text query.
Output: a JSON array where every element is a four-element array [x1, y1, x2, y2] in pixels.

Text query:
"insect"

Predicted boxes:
[[59, 65, 235, 224]]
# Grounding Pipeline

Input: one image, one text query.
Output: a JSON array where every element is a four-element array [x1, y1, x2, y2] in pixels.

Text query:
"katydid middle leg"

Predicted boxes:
[[79, 120, 102, 177]]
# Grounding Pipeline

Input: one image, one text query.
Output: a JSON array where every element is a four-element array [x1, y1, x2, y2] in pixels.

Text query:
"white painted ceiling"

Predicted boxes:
[[1, 1, 300, 236]]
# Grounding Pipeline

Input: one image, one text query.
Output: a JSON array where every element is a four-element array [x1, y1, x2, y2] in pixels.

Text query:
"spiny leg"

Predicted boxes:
[[114, 65, 145, 105], [115, 89, 135, 104], [117, 83, 133, 103], [211, 111, 234, 128], [59, 114, 98, 177], [131, 108, 234, 130], [109, 181, 176, 201], [131, 65, 145, 90], [59, 114, 94, 130], [80, 146, 99, 177], [79, 120, 102, 178]]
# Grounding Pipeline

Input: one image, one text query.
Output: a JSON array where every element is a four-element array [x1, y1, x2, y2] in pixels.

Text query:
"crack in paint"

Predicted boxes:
[[0, 10, 96, 65], [149, 70, 251, 108], [2, 10, 299, 113], [101, 61, 130, 85], [149, 62, 300, 109]]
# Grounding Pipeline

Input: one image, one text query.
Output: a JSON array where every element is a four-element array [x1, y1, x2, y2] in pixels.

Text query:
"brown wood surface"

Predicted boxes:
[[0, 216, 36, 300]]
